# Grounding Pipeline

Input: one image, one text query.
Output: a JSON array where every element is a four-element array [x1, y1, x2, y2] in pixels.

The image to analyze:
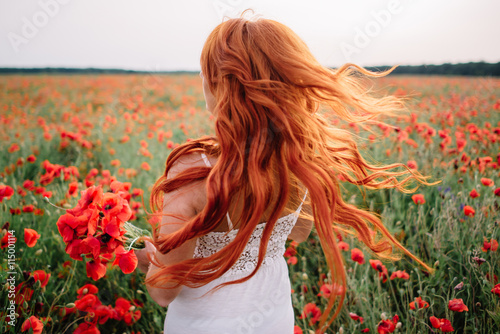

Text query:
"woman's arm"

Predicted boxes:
[[288, 200, 314, 243], [136, 154, 203, 307]]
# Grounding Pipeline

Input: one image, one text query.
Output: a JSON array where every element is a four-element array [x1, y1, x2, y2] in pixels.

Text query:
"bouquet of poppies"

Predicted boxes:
[[48, 180, 151, 281]]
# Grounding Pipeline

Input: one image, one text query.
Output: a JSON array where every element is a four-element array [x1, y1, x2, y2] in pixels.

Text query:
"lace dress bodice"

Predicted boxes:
[[193, 212, 301, 277]]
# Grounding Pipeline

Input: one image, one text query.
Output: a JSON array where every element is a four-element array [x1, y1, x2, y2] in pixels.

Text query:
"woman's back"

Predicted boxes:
[[163, 153, 308, 334]]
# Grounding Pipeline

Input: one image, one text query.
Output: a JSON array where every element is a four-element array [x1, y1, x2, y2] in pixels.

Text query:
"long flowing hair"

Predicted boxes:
[[145, 15, 439, 331]]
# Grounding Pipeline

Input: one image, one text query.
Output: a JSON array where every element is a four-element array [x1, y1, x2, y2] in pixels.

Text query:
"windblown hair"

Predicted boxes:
[[145, 14, 439, 331]]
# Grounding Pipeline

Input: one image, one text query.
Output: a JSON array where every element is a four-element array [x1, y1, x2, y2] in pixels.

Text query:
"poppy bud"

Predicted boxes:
[[458, 178, 464, 184], [302, 273, 308, 280], [2, 221, 9, 230], [396, 322, 402, 329], [35, 302, 43, 314], [454, 282, 464, 290], [381, 312, 387, 320], [66, 303, 76, 308], [35, 249, 43, 256]]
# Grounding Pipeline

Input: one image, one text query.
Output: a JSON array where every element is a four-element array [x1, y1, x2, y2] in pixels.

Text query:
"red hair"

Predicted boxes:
[[145, 15, 439, 331]]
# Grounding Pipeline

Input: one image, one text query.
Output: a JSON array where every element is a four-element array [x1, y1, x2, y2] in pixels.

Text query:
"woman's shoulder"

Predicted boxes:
[[166, 152, 214, 178], [165, 152, 214, 214]]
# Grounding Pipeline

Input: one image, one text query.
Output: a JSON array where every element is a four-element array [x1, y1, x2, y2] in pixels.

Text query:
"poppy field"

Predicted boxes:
[[0, 73, 499, 334]]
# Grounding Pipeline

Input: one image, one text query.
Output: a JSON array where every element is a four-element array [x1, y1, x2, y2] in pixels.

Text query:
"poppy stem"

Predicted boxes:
[[127, 236, 141, 252], [43, 196, 67, 211]]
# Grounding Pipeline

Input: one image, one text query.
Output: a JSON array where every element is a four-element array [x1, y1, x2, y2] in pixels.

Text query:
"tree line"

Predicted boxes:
[[0, 61, 499, 76]]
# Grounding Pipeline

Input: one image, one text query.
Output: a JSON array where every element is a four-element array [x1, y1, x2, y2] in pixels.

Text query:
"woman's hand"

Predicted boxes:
[[135, 240, 156, 274]]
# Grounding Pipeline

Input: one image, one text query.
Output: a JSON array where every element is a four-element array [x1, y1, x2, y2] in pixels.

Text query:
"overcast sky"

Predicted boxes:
[[1, 0, 499, 71]]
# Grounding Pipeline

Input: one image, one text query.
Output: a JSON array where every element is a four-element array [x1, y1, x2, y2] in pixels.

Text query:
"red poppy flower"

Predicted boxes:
[[287, 256, 298, 265], [351, 248, 365, 264], [17, 187, 27, 197], [338, 241, 349, 251], [113, 245, 138, 274], [73, 322, 100, 334], [56, 213, 89, 243], [24, 228, 41, 247], [293, 326, 303, 334], [480, 178, 494, 187], [0, 185, 14, 202], [369, 259, 389, 283], [81, 235, 102, 259], [22, 204, 34, 213], [10, 208, 21, 215], [21, 316, 43, 334], [407, 160, 417, 169], [390, 270, 410, 280], [65, 239, 86, 261], [377, 314, 398, 334], [284, 245, 297, 257], [492, 283, 500, 297], [494, 188, 500, 196], [463, 205, 475, 217], [409, 296, 429, 310], [141, 162, 151, 171], [429, 316, 454, 332], [113, 297, 132, 320], [124, 309, 142, 325], [469, 189, 480, 198], [27, 154, 36, 163], [412, 194, 425, 205], [67, 182, 78, 197], [75, 293, 100, 312], [15, 282, 34, 305], [8, 143, 20, 153], [131, 188, 144, 198], [86, 259, 107, 281], [102, 192, 132, 222], [482, 238, 499, 252], [349, 312, 364, 324], [67, 185, 103, 217], [23, 180, 35, 191], [299, 303, 322, 324], [1, 231, 16, 249], [448, 298, 468, 312], [32, 270, 50, 288], [77, 283, 99, 298]]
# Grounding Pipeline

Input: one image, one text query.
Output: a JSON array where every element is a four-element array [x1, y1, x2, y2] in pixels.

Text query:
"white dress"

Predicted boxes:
[[163, 153, 308, 334]]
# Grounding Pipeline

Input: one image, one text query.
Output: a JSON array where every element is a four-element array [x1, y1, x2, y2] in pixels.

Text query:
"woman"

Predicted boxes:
[[136, 14, 438, 334]]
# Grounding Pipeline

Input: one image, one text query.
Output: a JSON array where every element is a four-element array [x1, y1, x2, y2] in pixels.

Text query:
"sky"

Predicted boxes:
[[0, 0, 499, 71]]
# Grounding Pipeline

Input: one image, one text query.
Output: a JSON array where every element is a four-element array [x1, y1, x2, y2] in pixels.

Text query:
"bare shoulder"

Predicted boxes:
[[288, 191, 314, 243], [167, 152, 210, 179], [165, 152, 212, 214]]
